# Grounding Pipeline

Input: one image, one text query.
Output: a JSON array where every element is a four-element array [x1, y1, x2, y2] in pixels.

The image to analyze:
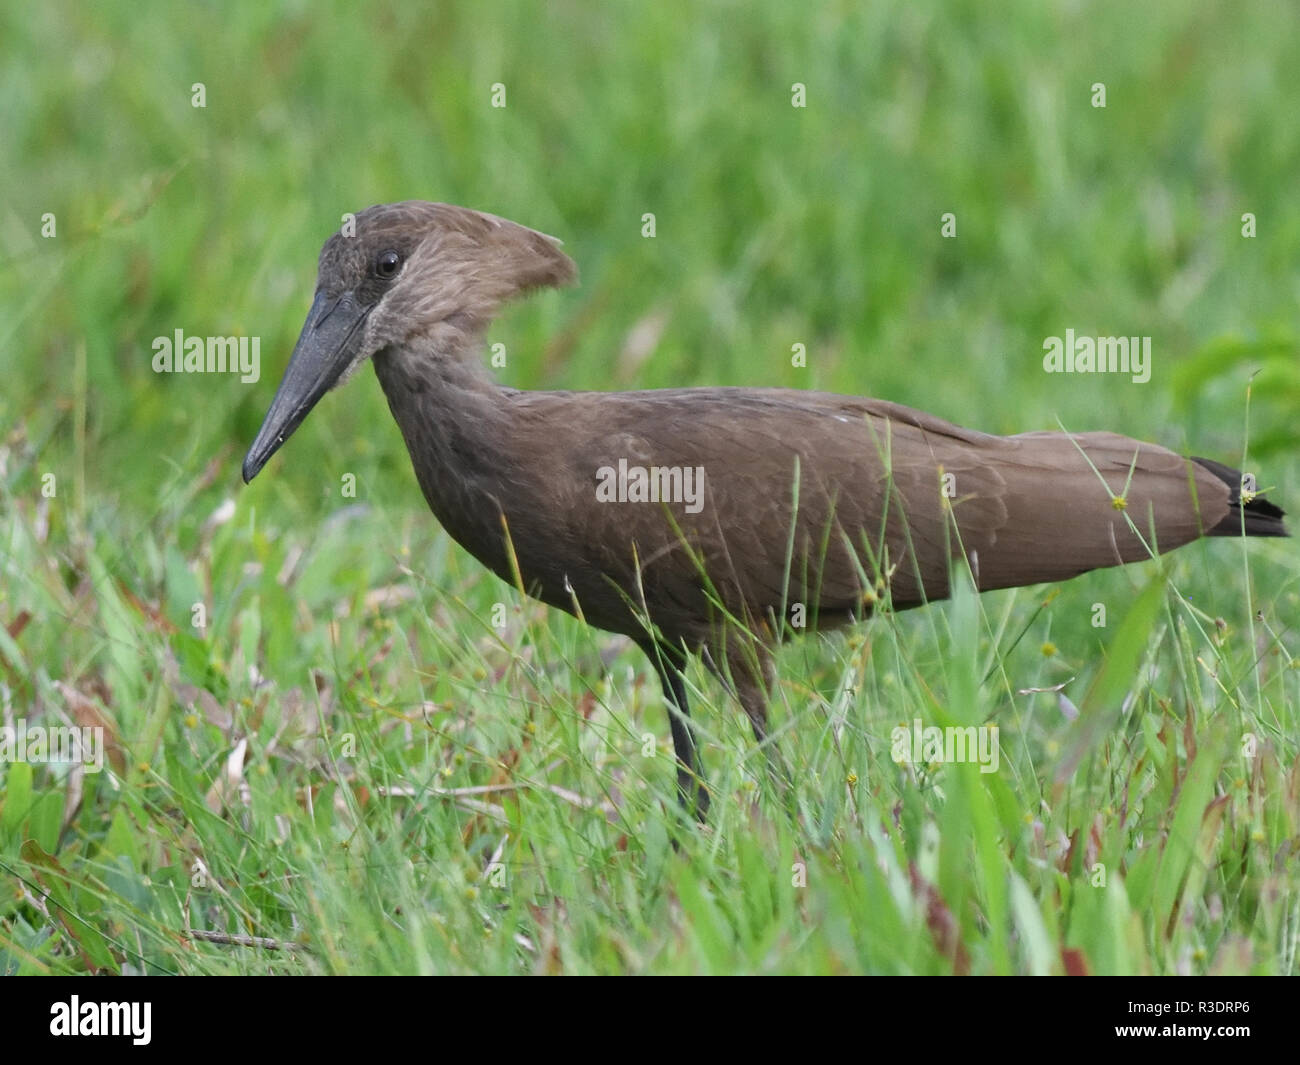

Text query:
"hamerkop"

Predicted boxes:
[[243, 201, 1286, 819]]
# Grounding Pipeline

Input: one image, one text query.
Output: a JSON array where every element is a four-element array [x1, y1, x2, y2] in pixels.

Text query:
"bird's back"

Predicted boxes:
[[491, 387, 1242, 644]]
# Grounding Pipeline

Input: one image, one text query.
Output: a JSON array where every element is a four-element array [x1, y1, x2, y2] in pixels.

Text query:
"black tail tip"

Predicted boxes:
[[1193, 457, 1288, 537]]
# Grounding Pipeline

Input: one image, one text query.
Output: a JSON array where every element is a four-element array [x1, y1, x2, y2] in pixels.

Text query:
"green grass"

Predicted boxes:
[[1, 0, 1298, 974]]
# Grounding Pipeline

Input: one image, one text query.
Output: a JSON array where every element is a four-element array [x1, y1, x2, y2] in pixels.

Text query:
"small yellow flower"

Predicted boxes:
[[1111, 496, 1128, 511], [846, 771, 858, 786], [1041, 642, 1057, 657]]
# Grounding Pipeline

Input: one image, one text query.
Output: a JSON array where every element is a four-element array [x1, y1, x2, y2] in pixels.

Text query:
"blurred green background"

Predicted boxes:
[[0, 0, 1297, 975], [5, 0, 1298, 512]]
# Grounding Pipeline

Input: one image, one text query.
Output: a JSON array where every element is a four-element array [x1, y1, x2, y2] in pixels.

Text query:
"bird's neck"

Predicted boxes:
[[371, 328, 519, 577]]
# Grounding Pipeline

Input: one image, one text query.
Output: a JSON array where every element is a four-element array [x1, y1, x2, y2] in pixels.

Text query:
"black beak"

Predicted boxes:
[[242, 290, 370, 483]]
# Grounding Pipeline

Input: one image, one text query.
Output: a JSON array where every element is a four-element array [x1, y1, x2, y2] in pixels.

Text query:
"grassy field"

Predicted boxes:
[[1, 0, 1298, 974]]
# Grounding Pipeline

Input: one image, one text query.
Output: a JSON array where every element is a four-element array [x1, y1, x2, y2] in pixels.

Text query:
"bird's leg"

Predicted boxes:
[[729, 642, 773, 743], [720, 633, 797, 813], [640, 641, 710, 822]]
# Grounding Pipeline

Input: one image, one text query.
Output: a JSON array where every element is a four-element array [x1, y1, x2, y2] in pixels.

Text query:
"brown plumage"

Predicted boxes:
[[243, 201, 1287, 819]]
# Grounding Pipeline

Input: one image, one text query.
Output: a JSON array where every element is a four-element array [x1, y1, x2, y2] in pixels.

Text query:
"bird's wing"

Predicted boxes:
[[504, 389, 1229, 637]]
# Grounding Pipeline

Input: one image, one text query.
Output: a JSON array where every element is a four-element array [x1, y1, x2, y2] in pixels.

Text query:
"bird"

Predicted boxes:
[[242, 200, 1287, 821]]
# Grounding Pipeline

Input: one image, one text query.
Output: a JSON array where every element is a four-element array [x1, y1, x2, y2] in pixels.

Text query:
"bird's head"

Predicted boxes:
[[241, 201, 576, 482]]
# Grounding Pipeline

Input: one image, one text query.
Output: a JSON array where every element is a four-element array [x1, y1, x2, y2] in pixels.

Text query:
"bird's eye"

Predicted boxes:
[[375, 250, 403, 279]]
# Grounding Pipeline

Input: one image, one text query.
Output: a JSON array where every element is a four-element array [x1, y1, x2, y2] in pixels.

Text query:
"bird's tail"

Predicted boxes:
[[1193, 457, 1289, 537]]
